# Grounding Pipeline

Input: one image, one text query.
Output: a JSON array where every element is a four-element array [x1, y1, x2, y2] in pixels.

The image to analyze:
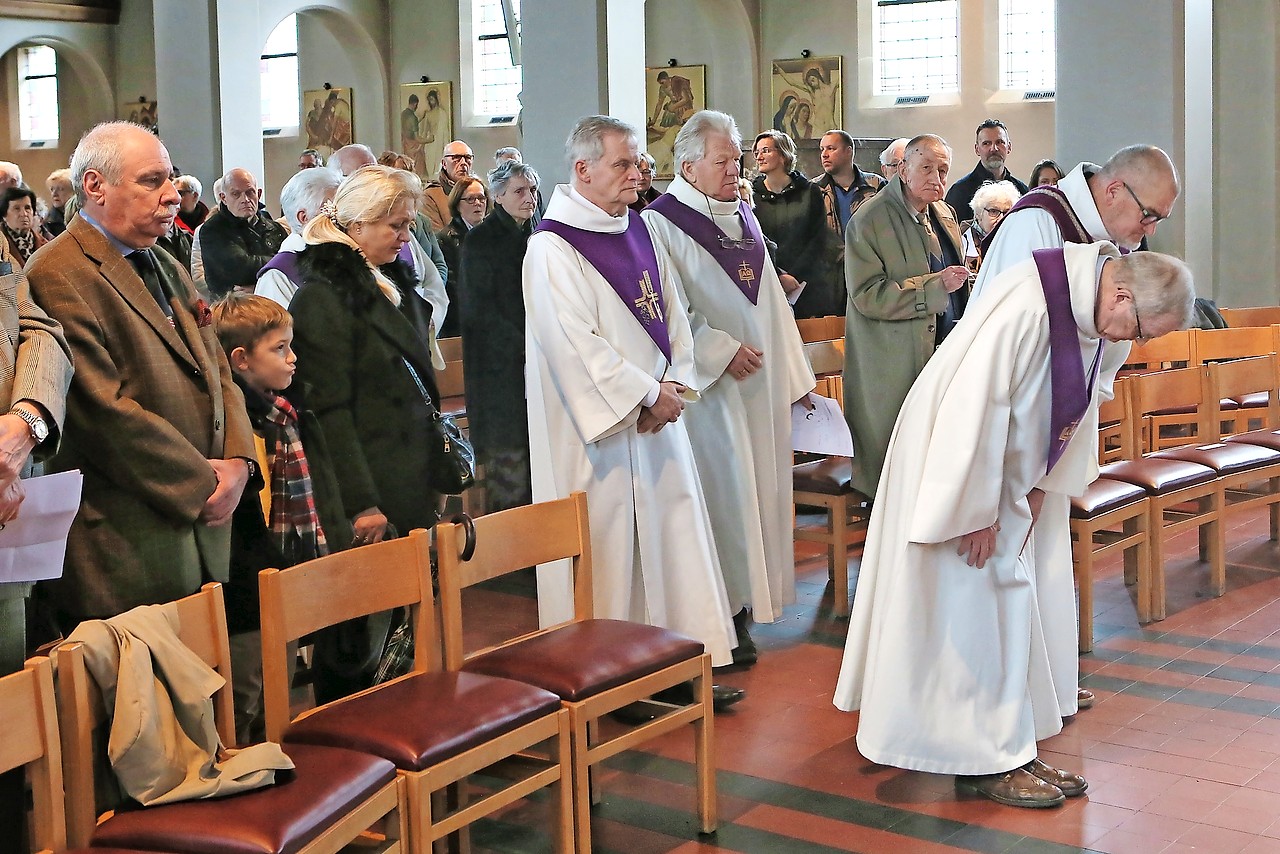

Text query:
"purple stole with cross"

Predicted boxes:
[[645, 193, 768, 304], [536, 210, 673, 363], [1034, 248, 1104, 473]]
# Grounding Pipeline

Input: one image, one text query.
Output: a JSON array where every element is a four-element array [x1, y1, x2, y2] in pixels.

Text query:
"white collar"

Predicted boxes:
[[542, 184, 630, 234], [1059, 163, 1114, 246], [669, 176, 740, 217]]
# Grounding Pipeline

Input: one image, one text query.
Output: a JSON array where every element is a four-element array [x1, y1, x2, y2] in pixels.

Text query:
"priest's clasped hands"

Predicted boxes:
[[637, 381, 688, 434]]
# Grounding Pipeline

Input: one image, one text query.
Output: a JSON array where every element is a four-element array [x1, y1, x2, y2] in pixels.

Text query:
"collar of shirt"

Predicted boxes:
[[77, 208, 142, 257], [1064, 164, 1112, 244]]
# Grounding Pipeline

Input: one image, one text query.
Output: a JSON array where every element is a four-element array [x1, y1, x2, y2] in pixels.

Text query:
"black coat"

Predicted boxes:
[[459, 207, 532, 455], [752, 171, 838, 317], [435, 217, 468, 338], [290, 241, 441, 535], [199, 203, 288, 296], [944, 162, 1031, 224]]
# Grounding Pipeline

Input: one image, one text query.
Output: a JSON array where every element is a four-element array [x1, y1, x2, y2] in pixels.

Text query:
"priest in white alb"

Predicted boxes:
[[522, 115, 742, 707], [642, 110, 814, 663], [834, 242, 1194, 808]]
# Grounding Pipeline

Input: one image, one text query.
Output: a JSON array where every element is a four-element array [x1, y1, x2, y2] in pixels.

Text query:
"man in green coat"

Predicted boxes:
[[843, 134, 970, 497]]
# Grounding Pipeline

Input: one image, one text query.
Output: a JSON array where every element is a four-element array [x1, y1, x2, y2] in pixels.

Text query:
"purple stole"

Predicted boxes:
[[645, 193, 767, 304], [981, 185, 1091, 258], [536, 210, 673, 363], [258, 250, 301, 285], [1034, 248, 1104, 473]]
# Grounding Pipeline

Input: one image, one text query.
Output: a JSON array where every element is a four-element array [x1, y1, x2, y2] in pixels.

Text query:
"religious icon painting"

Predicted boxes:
[[302, 87, 356, 159], [120, 98, 159, 135], [771, 56, 842, 140], [399, 82, 453, 181], [645, 65, 707, 179]]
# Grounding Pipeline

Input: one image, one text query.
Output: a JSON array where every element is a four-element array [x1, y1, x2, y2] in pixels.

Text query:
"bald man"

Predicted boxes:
[[198, 167, 288, 296], [421, 140, 475, 230]]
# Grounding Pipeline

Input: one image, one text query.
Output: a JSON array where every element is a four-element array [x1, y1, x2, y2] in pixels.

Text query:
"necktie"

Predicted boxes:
[[919, 211, 944, 273], [127, 249, 172, 318]]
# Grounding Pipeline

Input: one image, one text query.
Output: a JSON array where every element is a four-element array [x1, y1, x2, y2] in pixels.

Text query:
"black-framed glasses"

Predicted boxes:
[[445, 153, 474, 162], [1122, 182, 1168, 226], [984, 207, 1011, 219], [1132, 301, 1149, 343], [717, 236, 756, 250]]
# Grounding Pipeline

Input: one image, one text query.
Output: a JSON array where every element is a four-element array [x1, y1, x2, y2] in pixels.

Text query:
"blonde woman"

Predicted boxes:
[[289, 165, 442, 546]]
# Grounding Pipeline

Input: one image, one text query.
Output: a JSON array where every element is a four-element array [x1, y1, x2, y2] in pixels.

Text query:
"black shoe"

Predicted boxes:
[[653, 682, 746, 712], [732, 608, 758, 666]]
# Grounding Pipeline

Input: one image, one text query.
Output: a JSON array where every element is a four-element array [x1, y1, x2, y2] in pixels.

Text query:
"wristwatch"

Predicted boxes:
[[11, 406, 49, 444]]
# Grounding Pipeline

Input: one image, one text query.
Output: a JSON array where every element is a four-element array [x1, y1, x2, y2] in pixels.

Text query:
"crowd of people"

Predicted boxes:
[[0, 105, 1197, 817]]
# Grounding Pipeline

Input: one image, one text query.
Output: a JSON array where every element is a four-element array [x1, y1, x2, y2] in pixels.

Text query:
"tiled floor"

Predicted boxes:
[[455, 506, 1280, 853]]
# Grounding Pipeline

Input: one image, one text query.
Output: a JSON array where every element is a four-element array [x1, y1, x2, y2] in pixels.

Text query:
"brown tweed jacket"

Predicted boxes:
[[24, 215, 254, 619]]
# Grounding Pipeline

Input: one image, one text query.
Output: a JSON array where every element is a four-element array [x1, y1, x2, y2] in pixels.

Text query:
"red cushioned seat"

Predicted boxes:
[[440, 395, 467, 419], [1232, 391, 1271, 408], [461, 619, 704, 702], [793, 457, 858, 495], [91, 743, 396, 854], [283, 671, 560, 770], [1152, 442, 1280, 476], [1151, 399, 1239, 415], [66, 849, 170, 853], [1100, 458, 1217, 495], [1070, 478, 1147, 519], [1226, 429, 1280, 451]]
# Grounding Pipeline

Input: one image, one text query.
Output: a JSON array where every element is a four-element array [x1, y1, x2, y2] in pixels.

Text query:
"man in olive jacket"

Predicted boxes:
[[25, 122, 256, 629], [843, 134, 969, 497]]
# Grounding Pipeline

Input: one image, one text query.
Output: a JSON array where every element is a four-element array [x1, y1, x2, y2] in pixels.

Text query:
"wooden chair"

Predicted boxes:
[[795, 315, 844, 344], [55, 583, 407, 854], [1102, 367, 1226, 621], [1097, 375, 1129, 465], [0, 656, 64, 854], [1126, 342, 1217, 451], [1193, 327, 1278, 433], [1123, 328, 1196, 374], [1070, 479, 1150, 649], [260, 530, 572, 854], [1218, 306, 1280, 328], [792, 373, 869, 618], [435, 336, 467, 430], [1211, 355, 1280, 540], [434, 492, 717, 854]]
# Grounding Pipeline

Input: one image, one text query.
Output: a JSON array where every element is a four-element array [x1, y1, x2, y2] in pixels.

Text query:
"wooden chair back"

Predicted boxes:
[[1123, 329, 1196, 373], [436, 492, 591, 670], [437, 336, 463, 363], [804, 339, 845, 377], [812, 374, 844, 409], [1098, 375, 1129, 464], [1208, 354, 1280, 438], [1219, 306, 1280, 328], [1193, 326, 1276, 364], [795, 315, 844, 343], [0, 657, 64, 854], [259, 529, 438, 741], [54, 583, 237, 847], [1123, 364, 1211, 456]]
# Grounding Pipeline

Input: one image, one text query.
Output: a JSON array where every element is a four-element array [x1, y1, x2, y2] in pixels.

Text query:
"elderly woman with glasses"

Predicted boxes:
[[459, 160, 540, 511], [0, 187, 53, 270], [435, 176, 491, 336], [961, 180, 1022, 273], [628, 151, 662, 212]]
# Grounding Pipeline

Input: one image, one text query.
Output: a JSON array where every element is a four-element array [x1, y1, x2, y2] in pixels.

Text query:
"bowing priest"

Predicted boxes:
[[972, 144, 1180, 717], [834, 242, 1194, 808], [642, 110, 814, 665], [523, 115, 743, 709]]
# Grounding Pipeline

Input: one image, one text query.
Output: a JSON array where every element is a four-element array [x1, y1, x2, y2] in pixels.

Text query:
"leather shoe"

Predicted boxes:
[[732, 608, 758, 666], [1024, 758, 1088, 797], [955, 767, 1065, 808], [1076, 687, 1095, 710], [653, 682, 746, 712]]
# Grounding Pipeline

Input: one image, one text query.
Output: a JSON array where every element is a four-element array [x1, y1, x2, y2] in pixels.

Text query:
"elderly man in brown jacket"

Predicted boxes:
[[25, 121, 255, 630], [843, 134, 969, 497]]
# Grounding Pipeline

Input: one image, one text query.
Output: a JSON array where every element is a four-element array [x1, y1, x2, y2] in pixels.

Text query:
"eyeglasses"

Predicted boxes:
[[983, 207, 1011, 219], [1132, 300, 1149, 343], [445, 153, 474, 162], [1122, 182, 1168, 226], [883, 160, 901, 169], [461, 195, 487, 203], [717, 236, 756, 250]]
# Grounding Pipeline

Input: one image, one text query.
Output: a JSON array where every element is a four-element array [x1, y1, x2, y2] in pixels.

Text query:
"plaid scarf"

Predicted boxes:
[[264, 395, 328, 561]]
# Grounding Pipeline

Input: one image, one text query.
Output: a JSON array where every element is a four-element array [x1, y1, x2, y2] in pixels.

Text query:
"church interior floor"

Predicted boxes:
[[425, 506, 1280, 853]]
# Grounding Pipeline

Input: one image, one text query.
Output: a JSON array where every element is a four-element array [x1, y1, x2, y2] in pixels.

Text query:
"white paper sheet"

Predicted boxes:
[[0, 469, 83, 583], [792, 395, 855, 456]]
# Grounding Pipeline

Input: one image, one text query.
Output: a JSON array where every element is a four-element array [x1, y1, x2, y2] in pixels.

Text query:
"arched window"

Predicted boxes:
[[465, 0, 522, 123], [873, 0, 959, 96], [261, 14, 300, 133], [17, 45, 58, 146], [999, 0, 1055, 93]]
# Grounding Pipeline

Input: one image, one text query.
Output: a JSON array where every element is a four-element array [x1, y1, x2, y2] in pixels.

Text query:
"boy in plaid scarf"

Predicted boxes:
[[213, 292, 353, 744]]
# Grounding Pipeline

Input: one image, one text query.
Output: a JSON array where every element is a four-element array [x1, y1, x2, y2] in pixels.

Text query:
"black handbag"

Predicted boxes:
[[402, 357, 476, 494]]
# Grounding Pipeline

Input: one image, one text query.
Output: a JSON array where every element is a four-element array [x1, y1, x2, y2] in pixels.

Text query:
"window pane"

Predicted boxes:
[[1000, 0, 1055, 91], [261, 15, 299, 130], [472, 0, 522, 117], [874, 0, 959, 95], [17, 46, 58, 142]]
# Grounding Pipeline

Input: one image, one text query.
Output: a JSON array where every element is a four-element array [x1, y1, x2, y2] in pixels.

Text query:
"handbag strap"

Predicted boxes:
[[401, 356, 441, 416]]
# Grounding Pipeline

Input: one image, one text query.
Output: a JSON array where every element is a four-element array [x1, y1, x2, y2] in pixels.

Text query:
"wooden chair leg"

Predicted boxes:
[[553, 712, 574, 854], [1074, 527, 1095, 654], [693, 656, 717, 835], [570, 710, 593, 854], [1149, 502, 1168, 622], [1135, 514, 1152, 624], [1207, 496, 1226, 597]]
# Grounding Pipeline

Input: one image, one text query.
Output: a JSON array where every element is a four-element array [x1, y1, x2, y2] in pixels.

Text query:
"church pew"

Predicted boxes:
[[1219, 306, 1280, 328]]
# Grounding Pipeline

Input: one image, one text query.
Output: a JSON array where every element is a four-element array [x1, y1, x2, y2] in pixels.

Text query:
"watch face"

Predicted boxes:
[[33, 420, 49, 442]]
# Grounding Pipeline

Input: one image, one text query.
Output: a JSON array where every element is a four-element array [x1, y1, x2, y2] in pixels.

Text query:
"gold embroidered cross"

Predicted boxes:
[[737, 261, 755, 284], [634, 270, 661, 324]]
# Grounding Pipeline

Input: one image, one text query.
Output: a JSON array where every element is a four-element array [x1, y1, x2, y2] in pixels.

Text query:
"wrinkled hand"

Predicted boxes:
[[726, 345, 764, 381], [640, 381, 686, 433], [352, 507, 389, 545], [957, 524, 998, 568], [0, 477, 25, 524], [200, 458, 250, 527], [778, 273, 803, 295], [941, 265, 971, 293], [0, 413, 36, 483]]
